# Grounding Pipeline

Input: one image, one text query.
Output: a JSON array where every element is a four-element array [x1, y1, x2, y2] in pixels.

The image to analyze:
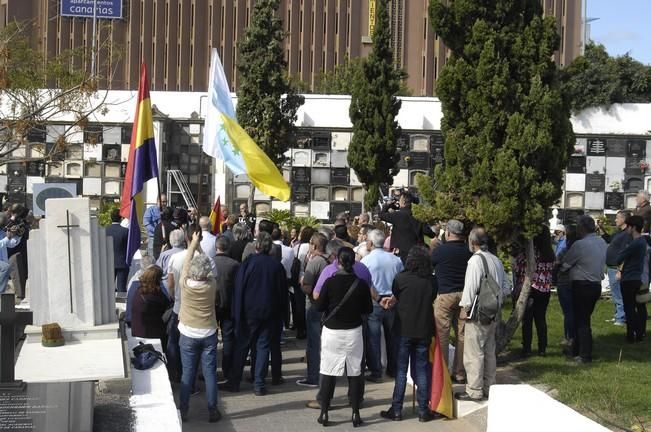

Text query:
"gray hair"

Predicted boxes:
[[140, 255, 155, 270], [638, 190, 650, 201], [446, 219, 464, 236], [199, 216, 212, 230], [468, 228, 489, 252], [318, 227, 335, 240], [169, 229, 185, 248], [233, 224, 248, 241], [215, 235, 230, 253], [255, 231, 273, 254], [367, 229, 386, 248], [188, 254, 213, 281], [326, 239, 345, 257]]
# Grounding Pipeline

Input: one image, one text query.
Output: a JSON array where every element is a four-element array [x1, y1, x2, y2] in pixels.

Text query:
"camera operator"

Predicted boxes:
[[0, 212, 22, 294], [379, 191, 434, 263]]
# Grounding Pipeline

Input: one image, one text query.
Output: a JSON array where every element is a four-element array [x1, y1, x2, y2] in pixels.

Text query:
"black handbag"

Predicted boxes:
[[131, 342, 166, 370]]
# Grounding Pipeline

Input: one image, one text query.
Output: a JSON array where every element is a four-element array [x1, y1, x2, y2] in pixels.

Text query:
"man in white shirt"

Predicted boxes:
[[199, 216, 217, 267], [457, 228, 507, 402]]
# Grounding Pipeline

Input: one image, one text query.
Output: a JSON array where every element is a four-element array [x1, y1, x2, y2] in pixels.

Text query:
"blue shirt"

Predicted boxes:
[[143, 206, 161, 238], [555, 237, 567, 258], [361, 248, 404, 296], [0, 230, 20, 263]]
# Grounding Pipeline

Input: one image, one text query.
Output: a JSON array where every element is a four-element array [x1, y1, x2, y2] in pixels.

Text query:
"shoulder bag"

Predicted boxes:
[[321, 278, 360, 326]]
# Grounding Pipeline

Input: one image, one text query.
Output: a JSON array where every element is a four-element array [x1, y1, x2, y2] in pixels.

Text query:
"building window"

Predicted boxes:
[[246, 7, 250, 27], [334, 51, 338, 66], [310, 51, 314, 73], [322, 51, 326, 70], [346, 13, 350, 46], [324, 12, 327, 35], [422, 55, 425, 78], [287, 10, 291, 32], [298, 50, 302, 73], [434, 57, 437, 80], [300, 10, 303, 33], [561, 25, 565, 53], [423, 17, 427, 40], [335, 12, 338, 34]]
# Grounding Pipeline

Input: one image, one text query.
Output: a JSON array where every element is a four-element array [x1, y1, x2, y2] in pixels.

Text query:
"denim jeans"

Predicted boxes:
[[220, 318, 235, 379], [166, 312, 182, 382], [391, 336, 430, 415], [556, 279, 575, 341], [179, 332, 218, 412], [0, 260, 10, 293], [231, 319, 273, 392], [305, 302, 323, 384], [367, 304, 396, 378], [607, 268, 626, 323]]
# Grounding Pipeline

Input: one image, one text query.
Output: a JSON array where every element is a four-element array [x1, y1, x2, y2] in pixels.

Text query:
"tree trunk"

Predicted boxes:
[[248, 184, 256, 213], [496, 238, 535, 353]]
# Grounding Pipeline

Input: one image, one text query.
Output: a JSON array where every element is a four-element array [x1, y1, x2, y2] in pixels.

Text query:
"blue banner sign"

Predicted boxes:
[[61, 0, 123, 19]]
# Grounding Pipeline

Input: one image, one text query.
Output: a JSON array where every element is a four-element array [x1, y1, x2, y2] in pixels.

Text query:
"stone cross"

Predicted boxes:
[[0, 293, 32, 386], [56, 210, 80, 313]]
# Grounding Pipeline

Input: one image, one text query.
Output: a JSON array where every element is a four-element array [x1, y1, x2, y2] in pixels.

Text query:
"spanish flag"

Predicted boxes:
[[120, 64, 159, 265], [429, 334, 454, 418], [202, 49, 290, 201], [209, 196, 223, 235]]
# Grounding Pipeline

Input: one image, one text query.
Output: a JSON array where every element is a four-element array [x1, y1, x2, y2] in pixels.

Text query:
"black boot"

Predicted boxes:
[[352, 409, 363, 427], [317, 409, 329, 427]]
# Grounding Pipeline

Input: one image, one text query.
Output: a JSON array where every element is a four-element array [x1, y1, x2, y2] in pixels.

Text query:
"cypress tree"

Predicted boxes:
[[236, 0, 304, 201], [428, 0, 575, 350], [348, 0, 403, 210]]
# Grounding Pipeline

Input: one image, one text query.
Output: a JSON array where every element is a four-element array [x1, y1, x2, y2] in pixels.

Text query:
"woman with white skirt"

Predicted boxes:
[[314, 247, 373, 427]]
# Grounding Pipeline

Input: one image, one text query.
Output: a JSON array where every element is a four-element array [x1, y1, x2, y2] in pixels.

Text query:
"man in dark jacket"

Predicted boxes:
[[379, 192, 434, 262], [106, 208, 129, 292], [605, 210, 632, 326], [635, 190, 651, 232], [213, 235, 240, 381], [224, 232, 288, 396]]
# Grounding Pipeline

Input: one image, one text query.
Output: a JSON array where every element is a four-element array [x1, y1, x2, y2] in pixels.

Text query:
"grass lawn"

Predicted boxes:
[[502, 294, 651, 430]]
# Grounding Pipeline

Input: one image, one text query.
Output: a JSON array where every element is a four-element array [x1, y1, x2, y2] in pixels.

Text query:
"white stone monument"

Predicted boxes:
[[548, 208, 561, 233], [27, 197, 116, 328], [16, 197, 125, 384]]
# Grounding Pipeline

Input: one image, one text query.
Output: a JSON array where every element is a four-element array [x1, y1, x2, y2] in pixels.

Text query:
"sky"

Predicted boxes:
[[587, 0, 651, 65]]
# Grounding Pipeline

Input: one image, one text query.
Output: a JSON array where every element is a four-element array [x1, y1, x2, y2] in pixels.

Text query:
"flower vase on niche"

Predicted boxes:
[[640, 160, 649, 173]]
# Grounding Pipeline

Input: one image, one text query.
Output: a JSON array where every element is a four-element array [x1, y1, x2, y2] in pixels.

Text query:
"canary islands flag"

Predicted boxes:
[[202, 49, 290, 201], [209, 196, 223, 235], [120, 64, 159, 265]]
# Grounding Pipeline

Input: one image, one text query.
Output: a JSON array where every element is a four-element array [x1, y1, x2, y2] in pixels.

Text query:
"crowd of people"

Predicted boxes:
[[122, 191, 516, 425], [4, 186, 647, 426]]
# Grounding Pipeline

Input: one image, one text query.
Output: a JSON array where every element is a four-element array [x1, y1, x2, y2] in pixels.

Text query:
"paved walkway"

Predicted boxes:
[[178, 333, 488, 432]]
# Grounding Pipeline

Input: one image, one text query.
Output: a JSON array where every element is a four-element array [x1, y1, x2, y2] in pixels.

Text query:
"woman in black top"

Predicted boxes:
[[380, 246, 439, 422], [131, 266, 170, 348], [314, 247, 372, 427]]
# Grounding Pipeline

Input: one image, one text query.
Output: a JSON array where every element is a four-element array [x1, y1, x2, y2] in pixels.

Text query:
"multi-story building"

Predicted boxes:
[[0, 0, 582, 96], [2, 89, 649, 225]]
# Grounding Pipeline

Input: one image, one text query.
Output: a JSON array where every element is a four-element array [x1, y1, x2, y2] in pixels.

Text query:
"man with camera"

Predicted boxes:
[[379, 191, 434, 263], [0, 212, 22, 294]]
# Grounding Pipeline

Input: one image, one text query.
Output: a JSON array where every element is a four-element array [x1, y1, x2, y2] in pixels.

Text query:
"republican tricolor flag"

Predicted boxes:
[[429, 333, 454, 418], [120, 64, 159, 265]]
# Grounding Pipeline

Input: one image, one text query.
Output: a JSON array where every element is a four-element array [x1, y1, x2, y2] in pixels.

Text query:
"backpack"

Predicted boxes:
[[474, 253, 502, 325], [131, 342, 166, 370]]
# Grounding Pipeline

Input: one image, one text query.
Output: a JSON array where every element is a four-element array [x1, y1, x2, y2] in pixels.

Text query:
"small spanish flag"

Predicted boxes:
[[208, 196, 223, 235], [429, 333, 454, 418]]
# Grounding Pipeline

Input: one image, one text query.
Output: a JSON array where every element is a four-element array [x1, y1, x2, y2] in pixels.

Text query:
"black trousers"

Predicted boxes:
[[522, 290, 551, 353], [114, 267, 129, 293], [319, 374, 363, 411], [571, 281, 601, 360], [621, 280, 648, 341], [293, 287, 307, 333]]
